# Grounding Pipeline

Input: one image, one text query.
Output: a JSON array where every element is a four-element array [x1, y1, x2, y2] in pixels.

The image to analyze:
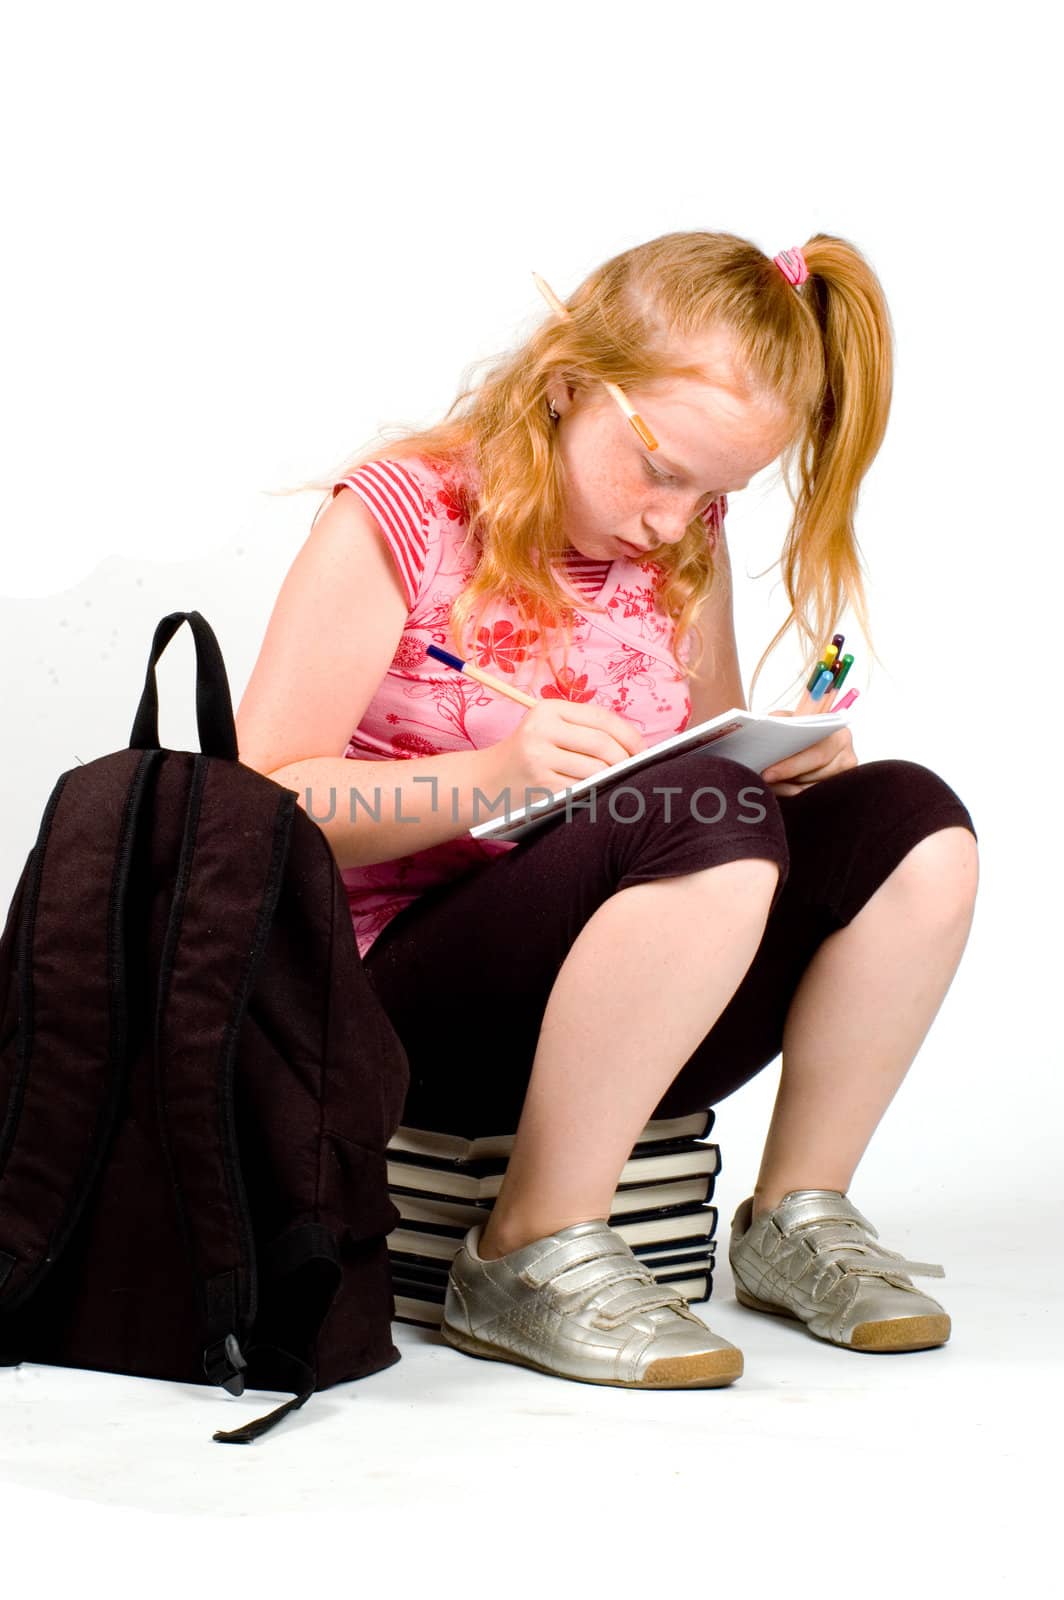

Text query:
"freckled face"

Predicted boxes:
[[549, 340, 794, 560]]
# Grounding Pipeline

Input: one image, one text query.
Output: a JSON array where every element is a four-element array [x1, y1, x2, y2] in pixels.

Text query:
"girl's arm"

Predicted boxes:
[[264, 745, 510, 869], [235, 488, 507, 868], [235, 487, 409, 779]]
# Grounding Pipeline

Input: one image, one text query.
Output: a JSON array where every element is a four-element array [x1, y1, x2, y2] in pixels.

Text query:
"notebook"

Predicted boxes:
[[470, 704, 852, 844]]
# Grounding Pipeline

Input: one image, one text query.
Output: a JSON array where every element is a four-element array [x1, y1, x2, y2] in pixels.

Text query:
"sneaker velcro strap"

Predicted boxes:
[[541, 1257, 648, 1303], [519, 1229, 630, 1289], [592, 1282, 692, 1329], [785, 1216, 946, 1279], [773, 1192, 878, 1238], [824, 1245, 946, 1281], [793, 1222, 878, 1257]]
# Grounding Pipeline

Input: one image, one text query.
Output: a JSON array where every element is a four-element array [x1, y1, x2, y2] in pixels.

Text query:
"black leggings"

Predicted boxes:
[[363, 753, 977, 1135]]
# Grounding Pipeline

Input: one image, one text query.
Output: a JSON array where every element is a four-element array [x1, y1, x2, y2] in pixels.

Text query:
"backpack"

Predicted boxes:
[[0, 610, 411, 1443]]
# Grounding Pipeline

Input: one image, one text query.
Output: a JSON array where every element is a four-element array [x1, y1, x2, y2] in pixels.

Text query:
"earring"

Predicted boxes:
[[547, 398, 560, 421]]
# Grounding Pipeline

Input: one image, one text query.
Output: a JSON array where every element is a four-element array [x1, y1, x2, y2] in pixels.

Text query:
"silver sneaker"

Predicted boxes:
[[441, 1218, 743, 1388], [729, 1190, 951, 1351]]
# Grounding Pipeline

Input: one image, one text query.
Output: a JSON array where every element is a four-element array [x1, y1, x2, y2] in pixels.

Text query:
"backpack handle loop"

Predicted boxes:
[[129, 611, 239, 761]]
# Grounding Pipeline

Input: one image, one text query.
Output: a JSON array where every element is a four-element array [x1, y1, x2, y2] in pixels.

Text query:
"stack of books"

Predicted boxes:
[[384, 1108, 722, 1328]]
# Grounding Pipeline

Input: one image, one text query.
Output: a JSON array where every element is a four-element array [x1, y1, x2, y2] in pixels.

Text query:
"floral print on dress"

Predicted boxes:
[[334, 454, 724, 959], [541, 665, 597, 702], [392, 730, 441, 758], [474, 619, 541, 673], [606, 563, 676, 650]]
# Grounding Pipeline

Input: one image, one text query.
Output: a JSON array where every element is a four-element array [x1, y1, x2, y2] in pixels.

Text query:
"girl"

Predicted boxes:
[[236, 230, 979, 1391]]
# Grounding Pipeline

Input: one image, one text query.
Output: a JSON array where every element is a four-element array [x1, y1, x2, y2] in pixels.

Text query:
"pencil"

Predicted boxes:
[[426, 644, 538, 709], [532, 272, 658, 450]]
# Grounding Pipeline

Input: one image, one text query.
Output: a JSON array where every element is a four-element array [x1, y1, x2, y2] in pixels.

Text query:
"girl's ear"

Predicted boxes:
[[550, 369, 589, 413], [546, 377, 577, 417]]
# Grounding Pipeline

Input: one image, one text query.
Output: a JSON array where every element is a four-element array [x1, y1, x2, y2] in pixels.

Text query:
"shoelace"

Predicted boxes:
[[548, 1255, 691, 1330]]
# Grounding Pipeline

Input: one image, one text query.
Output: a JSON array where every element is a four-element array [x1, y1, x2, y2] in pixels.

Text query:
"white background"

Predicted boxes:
[[0, 0, 1059, 1588]]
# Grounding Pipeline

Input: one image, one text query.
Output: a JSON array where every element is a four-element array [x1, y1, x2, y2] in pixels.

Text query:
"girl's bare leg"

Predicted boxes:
[[479, 857, 781, 1259], [751, 827, 978, 1216]]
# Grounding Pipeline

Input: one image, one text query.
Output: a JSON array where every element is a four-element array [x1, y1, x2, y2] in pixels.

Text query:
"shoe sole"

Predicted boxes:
[[440, 1318, 744, 1388], [733, 1283, 951, 1351]]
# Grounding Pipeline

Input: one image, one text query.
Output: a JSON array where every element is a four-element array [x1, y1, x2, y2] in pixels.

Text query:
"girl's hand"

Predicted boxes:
[[487, 698, 646, 801], [760, 695, 857, 796]]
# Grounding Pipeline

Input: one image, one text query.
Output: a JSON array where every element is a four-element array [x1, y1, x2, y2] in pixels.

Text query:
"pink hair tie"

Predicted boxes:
[[773, 247, 809, 287]]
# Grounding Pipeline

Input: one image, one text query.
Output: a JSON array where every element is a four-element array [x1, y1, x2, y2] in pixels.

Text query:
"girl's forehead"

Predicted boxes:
[[629, 379, 792, 473]]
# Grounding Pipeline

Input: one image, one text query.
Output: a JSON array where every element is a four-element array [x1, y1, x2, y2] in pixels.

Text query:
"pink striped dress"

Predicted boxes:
[[331, 453, 728, 958]]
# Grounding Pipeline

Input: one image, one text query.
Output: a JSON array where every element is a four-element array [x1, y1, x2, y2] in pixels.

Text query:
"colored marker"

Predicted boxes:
[[830, 654, 854, 694]]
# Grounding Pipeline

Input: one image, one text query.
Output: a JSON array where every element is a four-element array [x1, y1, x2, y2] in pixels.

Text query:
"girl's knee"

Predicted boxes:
[[889, 824, 979, 910], [605, 752, 790, 891], [622, 751, 781, 823], [820, 758, 977, 843]]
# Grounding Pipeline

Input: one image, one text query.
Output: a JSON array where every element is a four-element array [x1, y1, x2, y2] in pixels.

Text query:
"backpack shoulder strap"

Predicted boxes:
[[0, 748, 163, 1308], [153, 753, 297, 1398]]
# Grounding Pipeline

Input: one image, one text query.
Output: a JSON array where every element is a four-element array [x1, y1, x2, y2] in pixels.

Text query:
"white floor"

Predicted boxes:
[[1, 1182, 1056, 1600]]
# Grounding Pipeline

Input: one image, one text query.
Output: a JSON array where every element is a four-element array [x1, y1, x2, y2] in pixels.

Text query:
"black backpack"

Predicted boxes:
[[0, 611, 410, 1443]]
